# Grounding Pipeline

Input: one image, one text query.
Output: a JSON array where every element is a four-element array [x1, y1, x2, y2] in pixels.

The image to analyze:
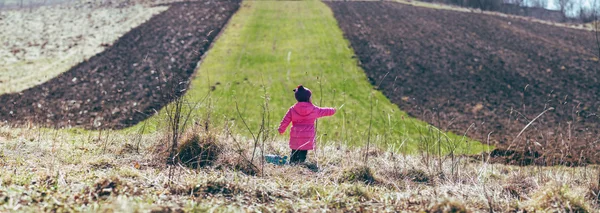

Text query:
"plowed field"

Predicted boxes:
[[0, 0, 240, 129], [327, 1, 600, 165]]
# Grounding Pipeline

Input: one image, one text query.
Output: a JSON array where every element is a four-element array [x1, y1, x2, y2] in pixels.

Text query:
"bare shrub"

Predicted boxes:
[[177, 131, 221, 169]]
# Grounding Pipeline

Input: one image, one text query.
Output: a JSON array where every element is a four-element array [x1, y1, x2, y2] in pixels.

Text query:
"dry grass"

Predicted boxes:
[[342, 166, 381, 185], [522, 182, 593, 212], [0, 125, 599, 212], [426, 199, 470, 213], [175, 130, 222, 169]]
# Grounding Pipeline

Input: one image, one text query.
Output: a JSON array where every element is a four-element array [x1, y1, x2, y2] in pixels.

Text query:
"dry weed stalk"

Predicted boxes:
[[364, 71, 389, 165], [234, 87, 270, 176], [163, 90, 206, 183]]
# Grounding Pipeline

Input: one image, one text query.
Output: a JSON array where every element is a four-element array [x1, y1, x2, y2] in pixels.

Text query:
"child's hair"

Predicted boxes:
[[293, 85, 312, 102]]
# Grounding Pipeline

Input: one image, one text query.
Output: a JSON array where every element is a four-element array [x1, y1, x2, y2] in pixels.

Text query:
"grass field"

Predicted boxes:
[[137, 0, 490, 154]]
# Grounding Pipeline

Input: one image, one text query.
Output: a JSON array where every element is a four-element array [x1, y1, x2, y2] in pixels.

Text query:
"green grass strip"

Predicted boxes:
[[134, 0, 491, 154]]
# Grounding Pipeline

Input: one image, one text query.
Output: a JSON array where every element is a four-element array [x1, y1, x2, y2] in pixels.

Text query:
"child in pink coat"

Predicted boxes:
[[278, 85, 336, 164]]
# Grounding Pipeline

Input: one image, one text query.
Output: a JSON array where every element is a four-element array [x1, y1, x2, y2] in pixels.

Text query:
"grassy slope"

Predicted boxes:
[[139, 0, 490, 154]]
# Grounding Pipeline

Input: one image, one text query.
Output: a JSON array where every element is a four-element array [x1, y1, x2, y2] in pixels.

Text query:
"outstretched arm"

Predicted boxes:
[[318, 107, 336, 118], [278, 108, 293, 134]]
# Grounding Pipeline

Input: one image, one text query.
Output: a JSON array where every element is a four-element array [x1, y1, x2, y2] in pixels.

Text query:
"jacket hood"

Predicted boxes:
[[293, 102, 315, 116]]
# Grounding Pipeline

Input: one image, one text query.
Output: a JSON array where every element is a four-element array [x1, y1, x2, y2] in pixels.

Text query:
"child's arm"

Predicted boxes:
[[278, 108, 293, 134], [317, 107, 336, 118]]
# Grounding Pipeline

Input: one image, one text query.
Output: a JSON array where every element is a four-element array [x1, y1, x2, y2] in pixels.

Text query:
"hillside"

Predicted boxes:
[[327, 1, 600, 165], [0, 0, 490, 153], [1, 0, 600, 212]]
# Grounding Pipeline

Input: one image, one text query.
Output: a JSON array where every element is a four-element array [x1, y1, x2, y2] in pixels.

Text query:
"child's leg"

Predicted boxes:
[[290, 149, 308, 164], [297, 150, 307, 162], [290, 149, 301, 163]]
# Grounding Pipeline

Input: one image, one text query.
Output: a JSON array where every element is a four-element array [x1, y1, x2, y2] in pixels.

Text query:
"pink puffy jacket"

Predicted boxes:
[[278, 102, 336, 150]]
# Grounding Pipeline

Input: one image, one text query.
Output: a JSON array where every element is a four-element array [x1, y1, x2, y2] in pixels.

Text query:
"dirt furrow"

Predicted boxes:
[[327, 1, 600, 165], [0, 0, 241, 129]]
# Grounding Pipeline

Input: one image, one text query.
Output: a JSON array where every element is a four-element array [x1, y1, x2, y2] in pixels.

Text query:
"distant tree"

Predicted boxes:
[[514, 0, 525, 7], [556, 0, 574, 20], [579, 6, 595, 22], [502, 0, 519, 4], [501, 0, 525, 15], [469, 0, 503, 11], [530, 0, 546, 8], [513, 0, 525, 15], [448, 0, 466, 6], [487, 0, 503, 10]]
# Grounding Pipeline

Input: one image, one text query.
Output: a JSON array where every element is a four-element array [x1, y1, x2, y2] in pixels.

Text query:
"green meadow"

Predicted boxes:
[[136, 0, 490, 154]]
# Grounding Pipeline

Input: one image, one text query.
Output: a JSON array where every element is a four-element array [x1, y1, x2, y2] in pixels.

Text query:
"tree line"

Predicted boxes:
[[431, 0, 600, 23]]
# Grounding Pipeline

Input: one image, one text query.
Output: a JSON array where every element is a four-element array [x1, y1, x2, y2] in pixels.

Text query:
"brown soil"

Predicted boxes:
[[0, 0, 240, 129], [326, 1, 600, 165]]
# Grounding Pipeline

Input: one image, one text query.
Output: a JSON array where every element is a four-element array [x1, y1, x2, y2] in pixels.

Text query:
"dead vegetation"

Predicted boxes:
[[502, 173, 537, 200], [176, 132, 222, 169], [521, 183, 593, 212], [0, 125, 599, 212]]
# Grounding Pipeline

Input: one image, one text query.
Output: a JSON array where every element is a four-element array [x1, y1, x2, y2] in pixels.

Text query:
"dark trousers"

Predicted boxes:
[[290, 150, 308, 164]]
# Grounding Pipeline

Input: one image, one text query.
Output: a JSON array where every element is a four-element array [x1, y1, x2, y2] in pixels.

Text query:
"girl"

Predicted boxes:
[[278, 85, 336, 164]]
